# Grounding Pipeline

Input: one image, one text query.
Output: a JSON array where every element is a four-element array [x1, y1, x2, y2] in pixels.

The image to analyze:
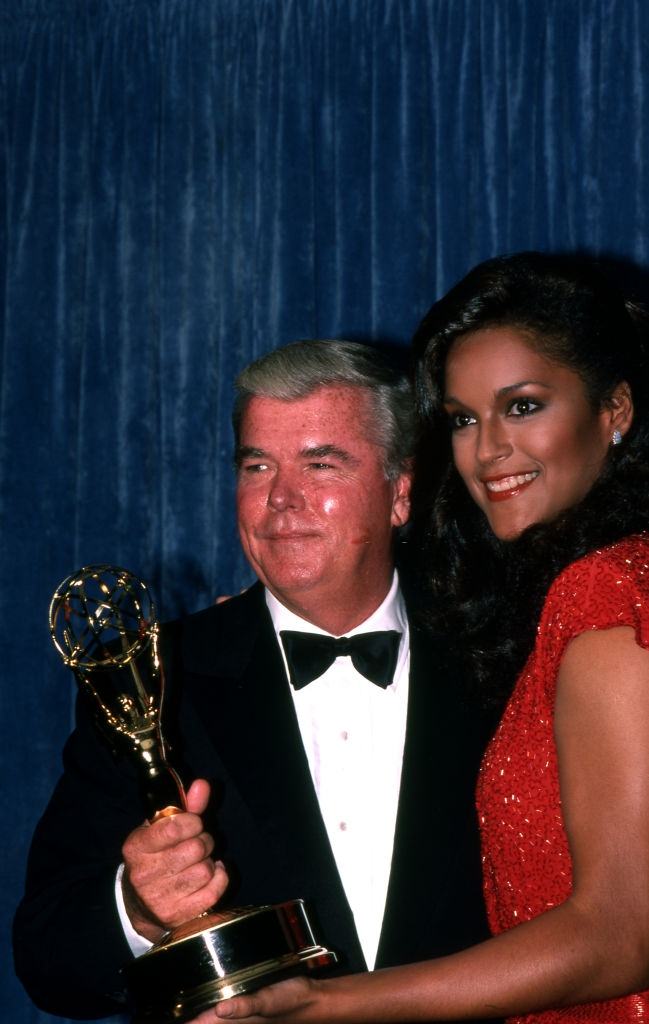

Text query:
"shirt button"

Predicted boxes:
[[339, 821, 347, 831], [340, 730, 348, 741]]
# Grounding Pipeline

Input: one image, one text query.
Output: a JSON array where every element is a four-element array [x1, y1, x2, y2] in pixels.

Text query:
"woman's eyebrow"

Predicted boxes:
[[444, 379, 554, 403], [497, 379, 553, 396]]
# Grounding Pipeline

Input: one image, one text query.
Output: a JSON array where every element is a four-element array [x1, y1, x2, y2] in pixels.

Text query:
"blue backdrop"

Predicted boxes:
[[2, 1, 649, 1021]]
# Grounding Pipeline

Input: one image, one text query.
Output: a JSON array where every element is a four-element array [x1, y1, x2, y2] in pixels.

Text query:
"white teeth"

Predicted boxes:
[[485, 472, 538, 493]]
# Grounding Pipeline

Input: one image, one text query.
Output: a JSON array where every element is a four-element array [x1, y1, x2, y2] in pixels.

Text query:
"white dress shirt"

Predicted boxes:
[[117, 572, 410, 970], [267, 570, 410, 969]]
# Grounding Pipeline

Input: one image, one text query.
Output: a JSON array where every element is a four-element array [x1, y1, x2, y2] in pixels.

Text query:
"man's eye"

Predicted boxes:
[[508, 398, 542, 417], [308, 462, 334, 470], [448, 411, 476, 430], [241, 462, 268, 473]]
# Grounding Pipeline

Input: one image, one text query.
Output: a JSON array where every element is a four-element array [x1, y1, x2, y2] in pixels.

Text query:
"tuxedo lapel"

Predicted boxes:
[[376, 619, 492, 966], [168, 585, 365, 971]]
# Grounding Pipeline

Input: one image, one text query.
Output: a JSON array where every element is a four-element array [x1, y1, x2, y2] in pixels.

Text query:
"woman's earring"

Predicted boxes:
[[611, 429, 623, 446]]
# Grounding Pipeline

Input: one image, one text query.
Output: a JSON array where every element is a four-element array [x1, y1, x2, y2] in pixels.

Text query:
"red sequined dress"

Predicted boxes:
[[476, 535, 649, 1023]]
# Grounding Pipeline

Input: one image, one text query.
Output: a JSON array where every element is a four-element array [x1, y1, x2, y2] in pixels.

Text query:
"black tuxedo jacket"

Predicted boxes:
[[14, 584, 494, 1021]]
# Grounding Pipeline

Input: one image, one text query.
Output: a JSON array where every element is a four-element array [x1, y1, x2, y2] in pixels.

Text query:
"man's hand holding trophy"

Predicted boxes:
[[49, 564, 335, 1024]]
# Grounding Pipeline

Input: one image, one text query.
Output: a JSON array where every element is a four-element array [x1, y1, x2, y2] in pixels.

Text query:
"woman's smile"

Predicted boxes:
[[482, 470, 540, 501]]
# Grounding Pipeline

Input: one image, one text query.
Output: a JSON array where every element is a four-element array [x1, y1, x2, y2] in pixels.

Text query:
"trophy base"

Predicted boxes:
[[126, 899, 337, 1024]]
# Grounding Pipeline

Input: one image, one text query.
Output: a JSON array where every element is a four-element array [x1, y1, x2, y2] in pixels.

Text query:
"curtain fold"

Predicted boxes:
[[2, 2, 649, 1021]]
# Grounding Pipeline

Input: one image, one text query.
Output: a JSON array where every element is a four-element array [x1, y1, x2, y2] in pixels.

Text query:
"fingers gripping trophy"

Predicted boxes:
[[49, 565, 336, 1024]]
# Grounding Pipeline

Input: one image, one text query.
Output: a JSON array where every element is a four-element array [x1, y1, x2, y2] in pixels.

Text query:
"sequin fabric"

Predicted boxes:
[[476, 535, 649, 1024]]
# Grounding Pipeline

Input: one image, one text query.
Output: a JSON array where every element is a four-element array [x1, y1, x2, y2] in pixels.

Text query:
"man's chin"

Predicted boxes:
[[263, 571, 325, 599]]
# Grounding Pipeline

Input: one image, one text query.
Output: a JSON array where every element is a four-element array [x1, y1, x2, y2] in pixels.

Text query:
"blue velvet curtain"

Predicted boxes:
[[2, 2, 648, 1021]]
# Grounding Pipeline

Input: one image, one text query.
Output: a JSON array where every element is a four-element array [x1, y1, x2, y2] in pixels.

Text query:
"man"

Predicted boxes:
[[14, 341, 493, 1021]]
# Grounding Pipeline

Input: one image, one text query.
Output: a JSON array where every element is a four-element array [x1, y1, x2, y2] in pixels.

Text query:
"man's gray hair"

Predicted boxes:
[[233, 340, 415, 480]]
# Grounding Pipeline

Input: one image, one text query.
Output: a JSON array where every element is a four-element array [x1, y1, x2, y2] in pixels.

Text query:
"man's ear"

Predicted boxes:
[[391, 464, 413, 528], [605, 380, 634, 440]]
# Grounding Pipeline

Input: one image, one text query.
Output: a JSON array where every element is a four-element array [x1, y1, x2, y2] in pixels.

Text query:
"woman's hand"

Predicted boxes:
[[184, 976, 319, 1024], [216, 977, 317, 1020]]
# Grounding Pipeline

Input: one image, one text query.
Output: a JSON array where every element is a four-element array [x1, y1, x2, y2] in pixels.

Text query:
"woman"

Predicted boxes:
[[207, 253, 649, 1023]]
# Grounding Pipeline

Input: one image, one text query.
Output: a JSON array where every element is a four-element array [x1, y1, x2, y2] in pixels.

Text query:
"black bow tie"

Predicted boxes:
[[280, 629, 401, 690]]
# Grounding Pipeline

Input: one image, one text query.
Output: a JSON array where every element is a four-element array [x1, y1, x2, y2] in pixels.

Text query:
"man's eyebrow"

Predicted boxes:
[[301, 444, 358, 463], [235, 445, 268, 465], [235, 443, 360, 466]]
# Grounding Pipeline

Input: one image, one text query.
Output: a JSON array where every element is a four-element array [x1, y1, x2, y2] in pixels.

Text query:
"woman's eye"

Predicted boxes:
[[508, 398, 542, 417], [449, 411, 476, 430]]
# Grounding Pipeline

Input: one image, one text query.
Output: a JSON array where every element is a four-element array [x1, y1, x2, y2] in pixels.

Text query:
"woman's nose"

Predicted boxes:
[[476, 419, 513, 466]]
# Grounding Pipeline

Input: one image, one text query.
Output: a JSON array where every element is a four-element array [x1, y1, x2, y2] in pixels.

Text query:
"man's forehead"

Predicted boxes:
[[240, 387, 377, 442]]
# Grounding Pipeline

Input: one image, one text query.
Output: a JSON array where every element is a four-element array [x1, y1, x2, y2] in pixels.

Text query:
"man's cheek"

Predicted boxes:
[[322, 496, 340, 516]]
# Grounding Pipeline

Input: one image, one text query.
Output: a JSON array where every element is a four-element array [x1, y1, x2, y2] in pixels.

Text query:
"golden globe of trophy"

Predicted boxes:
[[49, 564, 336, 1024]]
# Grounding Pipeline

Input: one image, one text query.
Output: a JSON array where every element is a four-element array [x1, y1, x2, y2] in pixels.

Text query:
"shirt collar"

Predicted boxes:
[[265, 569, 406, 639]]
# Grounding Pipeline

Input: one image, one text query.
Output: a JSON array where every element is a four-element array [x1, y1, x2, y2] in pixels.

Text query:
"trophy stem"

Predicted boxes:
[[126, 653, 154, 711], [134, 725, 187, 821]]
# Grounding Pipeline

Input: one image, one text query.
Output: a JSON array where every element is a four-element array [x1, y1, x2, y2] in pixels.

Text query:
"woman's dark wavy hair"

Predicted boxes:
[[410, 251, 649, 707]]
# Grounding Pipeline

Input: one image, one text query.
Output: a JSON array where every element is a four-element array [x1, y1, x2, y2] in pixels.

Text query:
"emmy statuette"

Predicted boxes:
[[49, 565, 336, 1024]]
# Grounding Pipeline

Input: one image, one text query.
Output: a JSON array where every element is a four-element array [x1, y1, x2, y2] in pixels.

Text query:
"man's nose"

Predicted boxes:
[[476, 419, 513, 466], [267, 470, 305, 511]]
